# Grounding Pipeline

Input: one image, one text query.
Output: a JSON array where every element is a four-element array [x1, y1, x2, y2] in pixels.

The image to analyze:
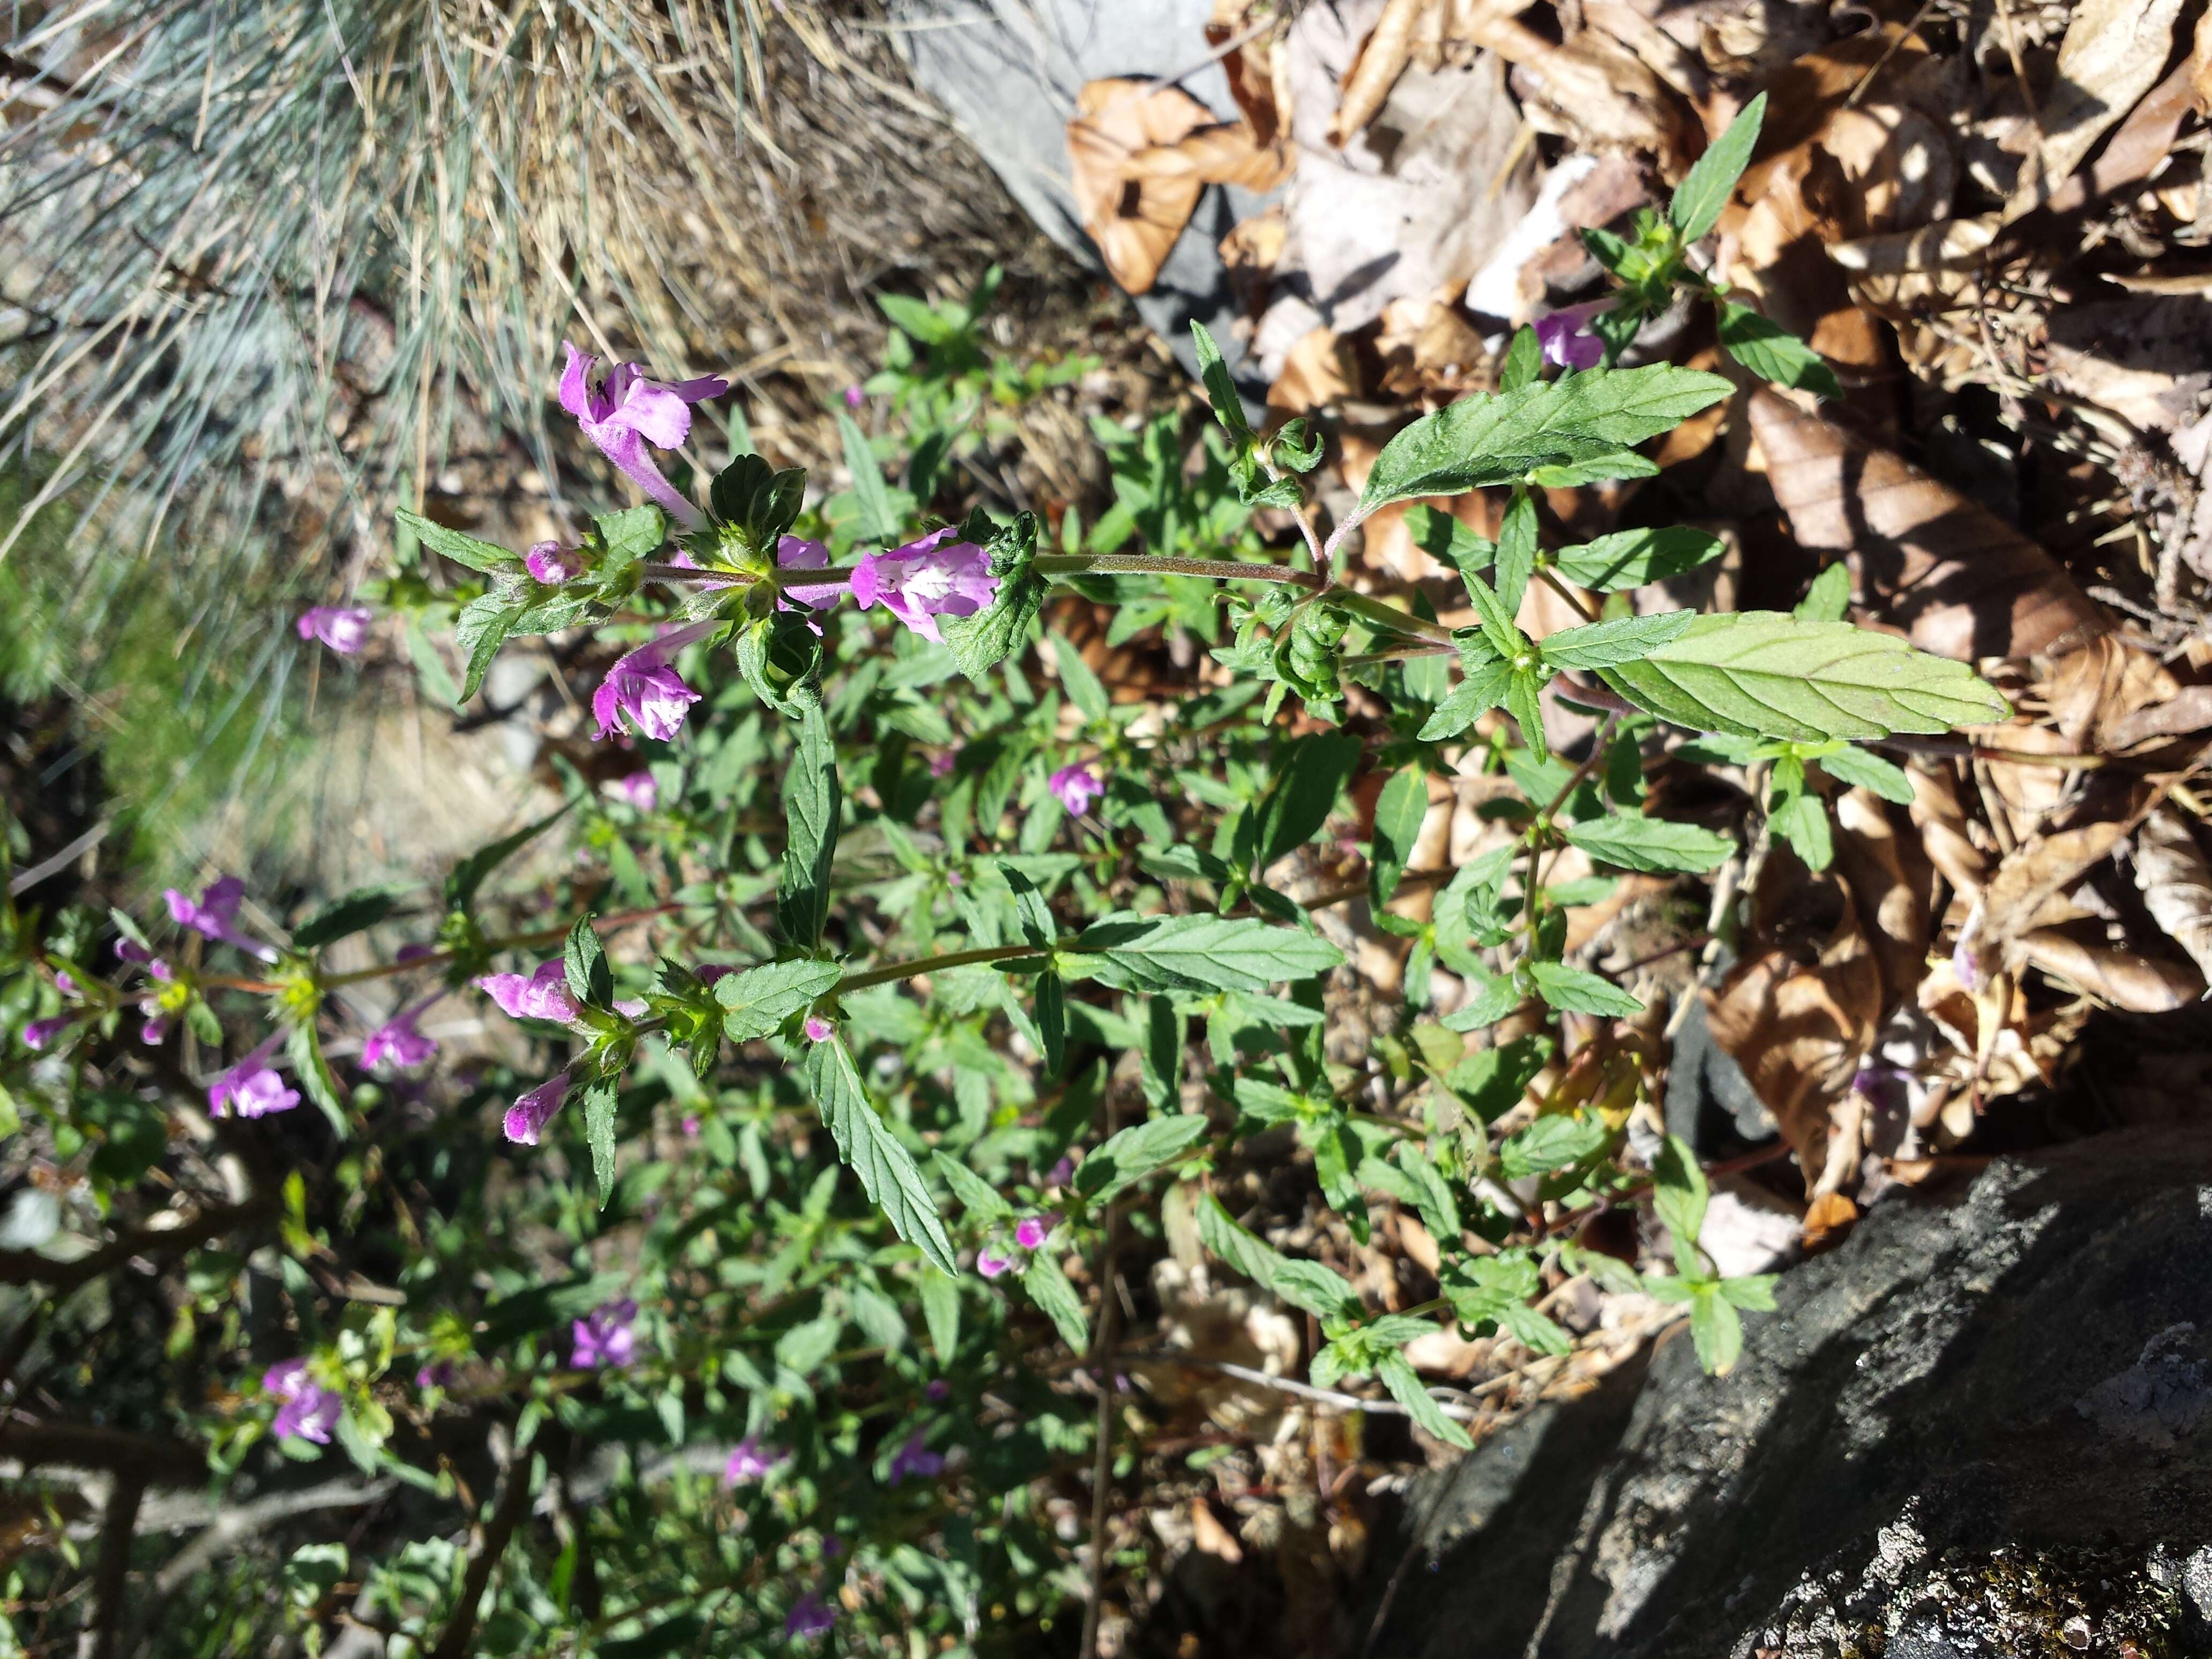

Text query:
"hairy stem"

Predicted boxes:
[[1032, 553, 1323, 587]]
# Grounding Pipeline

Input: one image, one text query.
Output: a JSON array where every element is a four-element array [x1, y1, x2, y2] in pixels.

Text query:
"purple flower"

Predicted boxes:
[[1014, 1213, 1055, 1251], [475, 961, 581, 1025], [682, 1114, 702, 1137], [264, 1358, 342, 1445], [415, 1359, 456, 1391], [885, 1431, 945, 1486], [296, 606, 372, 656], [503, 1071, 572, 1146], [165, 876, 276, 961], [571, 1297, 639, 1370], [208, 1034, 300, 1119], [55, 971, 79, 997], [525, 541, 586, 584], [925, 1378, 951, 1401], [1952, 933, 1982, 992], [590, 618, 719, 743], [1533, 300, 1608, 371], [803, 1015, 833, 1043], [606, 771, 659, 811], [22, 1015, 72, 1050], [850, 528, 997, 644], [1049, 763, 1104, 816], [928, 750, 957, 779], [784, 1592, 836, 1641], [724, 1436, 787, 1484], [1046, 1156, 1075, 1188], [843, 383, 866, 410], [363, 996, 440, 1073], [139, 1014, 169, 1046], [976, 1246, 1014, 1280], [559, 343, 726, 530], [777, 535, 846, 612]]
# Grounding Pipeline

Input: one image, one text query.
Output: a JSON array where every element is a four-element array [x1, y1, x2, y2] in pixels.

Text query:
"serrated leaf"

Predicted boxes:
[[1814, 744, 1915, 803], [777, 705, 840, 948], [1417, 657, 1516, 741], [1689, 1284, 1745, 1374], [1504, 671, 1550, 763], [452, 592, 522, 703], [838, 412, 897, 545], [1563, 813, 1735, 873], [292, 888, 400, 952], [1462, 576, 1527, 661], [1769, 786, 1833, 870], [1439, 968, 1526, 1032], [582, 1079, 618, 1208], [1551, 527, 1724, 592], [1670, 90, 1765, 243], [593, 505, 667, 569], [1795, 561, 1851, 622], [1196, 1192, 1362, 1323], [1494, 490, 1538, 615], [1251, 733, 1362, 872], [1021, 1251, 1093, 1350], [804, 1038, 958, 1275], [1539, 609, 1697, 669], [931, 1152, 1015, 1221], [940, 514, 1045, 682], [1403, 504, 1494, 573], [1596, 612, 2011, 742], [920, 1269, 961, 1362], [1498, 1112, 1611, 1180], [1073, 913, 1344, 994], [1074, 1114, 1211, 1208], [1441, 1033, 1552, 1123], [1528, 960, 1643, 1017], [716, 958, 843, 1042], [564, 915, 612, 1010], [1652, 1133, 1708, 1257], [1371, 766, 1430, 905], [1526, 452, 1662, 489], [1717, 301, 1841, 400], [1048, 631, 1109, 722], [1190, 320, 1250, 436], [1377, 1349, 1474, 1448], [1354, 366, 1733, 521], [1498, 325, 1541, 394], [395, 509, 518, 575]]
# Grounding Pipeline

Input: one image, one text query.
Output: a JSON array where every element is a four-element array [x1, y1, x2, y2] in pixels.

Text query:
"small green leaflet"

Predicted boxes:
[[445, 804, 568, 912], [1796, 562, 1851, 622], [1550, 527, 1724, 593], [1717, 302, 1841, 400], [1527, 452, 1661, 489], [1189, 320, 1251, 437], [1072, 913, 1344, 994], [932, 1152, 1015, 1221], [1440, 968, 1526, 1031], [582, 1078, 619, 1207], [1670, 90, 1765, 243], [1498, 325, 1541, 394], [1370, 766, 1430, 905], [1494, 490, 1538, 614], [1815, 743, 1915, 804], [777, 705, 840, 948], [1402, 505, 1494, 573], [1538, 609, 1695, 669], [393, 509, 518, 575], [564, 914, 614, 1010], [1498, 1111, 1611, 1180], [594, 505, 667, 571], [1377, 1350, 1474, 1449], [1251, 732, 1362, 871], [1595, 612, 2011, 742], [716, 958, 843, 1042], [1528, 960, 1643, 1017], [285, 1022, 351, 1137], [804, 1038, 958, 1275], [1563, 812, 1735, 873], [940, 511, 1044, 681], [1442, 1033, 1552, 1123], [1353, 365, 1732, 523], [837, 412, 898, 544], [292, 888, 400, 952], [1048, 631, 1109, 722], [1769, 780, 1833, 870], [919, 1269, 961, 1363], [1074, 1114, 1212, 1208], [1021, 1251, 1093, 1350], [1197, 1191, 1363, 1324], [1651, 1133, 1708, 1261], [1417, 656, 1515, 741]]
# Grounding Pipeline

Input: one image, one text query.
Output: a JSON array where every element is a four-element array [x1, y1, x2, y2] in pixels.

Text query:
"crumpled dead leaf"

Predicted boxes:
[[1972, 820, 2127, 949], [2011, 0, 2186, 212], [2133, 811, 2212, 985], [1191, 1497, 1246, 1564], [1747, 388, 2109, 662], [1067, 79, 1292, 296], [2012, 928, 2204, 1013]]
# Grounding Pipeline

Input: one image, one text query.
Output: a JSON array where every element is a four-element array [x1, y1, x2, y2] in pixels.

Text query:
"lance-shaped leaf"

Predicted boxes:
[[1563, 812, 1736, 873], [445, 804, 570, 913], [1813, 744, 1916, 804], [1370, 766, 1430, 905], [1529, 960, 1643, 1016], [716, 958, 844, 1042], [778, 705, 840, 948], [1074, 1114, 1212, 1208], [395, 509, 520, 575], [804, 1038, 958, 1275], [293, 888, 400, 952], [1670, 90, 1765, 243], [1197, 1192, 1364, 1324], [582, 1078, 619, 1207], [1494, 490, 1539, 614], [1718, 302, 1841, 400], [1538, 609, 1696, 670], [1072, 913, 1344, 993], [1022, 1251, 1092, 1350], [1377, 1349, 1474, 1449], [838, 412, 898, 545], [1403, 505, 1495, 573], [1417, 655, 1515, 741], [1550, 527, 1724, 592], [932, 1152, 1016, 1221], [1595, 612, 2011, 742]]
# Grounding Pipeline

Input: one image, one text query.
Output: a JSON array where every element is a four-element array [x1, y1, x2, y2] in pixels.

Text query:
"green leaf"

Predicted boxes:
[[1190, 320, 1251, 436], [292, 888, 400, 952], [1795, 561, 1851, 622], [593, 505, 667, 570], [1526, 452, 1662, 489], [1442, 1033, 1552, 1123], [1439, 968, 1527, 1031], [1035, 971, 1066, 1075], [877, 291, 960, 345], [1688, 1284, 1745, 1374], [1504, 670, 1550, 763], [1717, 1273, 1778, 1311], [1417, 656, 1516, 741], [1814, 744, 1915, 804], [1073, 913, 1344, 994], [1494, 490, 1538, 615], [919, 1269, 961, 1362], [1538, 609, 1696, 670], [582, 1079, 619, 1208], [716, 958, 843, 1042], [394, 509, 518, 575], [285, 1022, 350, 1137], [1402, 504, 1494, 573], [939, 512, 1044, 681], [1651, 1133, 1708, 1256], [1251, 733, 1362, 871], [837, 412, 898, 544], [1670, 89, 1765, 243], [1354, 366, 1733, 522], [1196, 1192, 1363, 1324], [932, 1152, 1016, 1222], [1769, 786, 1833, 871], [1463, 576, 1527, 662], [1377, 1350, 1474, 1448], [1370, 766, 1430, 905], [1551, 527, 1724, 592], [452, 592, 521, 703], [1595, 612, 2011, 742], [1563, 812, 1735, 873], [777, 705, 840, 948], [708, 455, 806, 547], [1528, 960, 1643, 1017], [445, 805, 569, 912], [1717, 301, 1841, 399], [1049, 631, 1109, 722], [1021, 1251, 1093, 1350], [1498, 325, 1542, 394], [1075, 1114, 1211, 1208], [804, 1038, 959, 1275], [1498, 1112, 1612, 1180], [564, 915, 613, 1010]]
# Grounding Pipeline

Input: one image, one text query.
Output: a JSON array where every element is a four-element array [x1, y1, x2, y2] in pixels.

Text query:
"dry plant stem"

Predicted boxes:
[[429, 1418, 541, 1659], [1032, 553, 1322, 586], [1079, 1140, 1128, 1659]]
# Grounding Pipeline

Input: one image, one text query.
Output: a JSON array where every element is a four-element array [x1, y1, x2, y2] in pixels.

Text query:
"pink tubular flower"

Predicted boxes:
[[55, 971, 79, 997], [363, 995, 440, 1073], [209, 1033, 300, 1119], [724, 1436, 787, 1485], [1049, 763, 1104, 816], [777, 535, 846, 612], [606, 771, 659, 812], [590, 617, 720, 743], [1533, 300, 1608, 371], [802, 1015, 833, 1044], [850, 528, 997, 644], [976, 1245, 1014, 1280], [165, 876, 277, 962], [885, 1431, 945, 1486], [785, 1592, 836, 1641], [475, 961, 581, 1025], [22, 1015, 72, 1050], [558, 343, 726, 530], [415, 1359, 456, 1391], [571, 1298, 639, 1369], [1014, 1213, 1056, 1251], [264, 1358, 343, 1444], [525, 541, 586, 584], [296, 606, 372, 656], [928, 750, 957, 779], [843, 383, 866, 410], [503, 1070, 572, 1146]]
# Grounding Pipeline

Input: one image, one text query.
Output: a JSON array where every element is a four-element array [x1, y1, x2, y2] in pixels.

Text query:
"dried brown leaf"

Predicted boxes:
[[1976, 820, 2128, 946], [2012, 0, 2186, 209], [2133, 811, 2212, 984], [1068, 80, 1219, 296], [2013, 928, 2205, 1012], [1191, 1497, 1247, 1564], [1333, 0, 1439, 145]]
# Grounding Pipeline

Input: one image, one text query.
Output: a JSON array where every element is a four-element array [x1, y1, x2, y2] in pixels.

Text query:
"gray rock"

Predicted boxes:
[[1374, 1126, 2212, 1656]]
